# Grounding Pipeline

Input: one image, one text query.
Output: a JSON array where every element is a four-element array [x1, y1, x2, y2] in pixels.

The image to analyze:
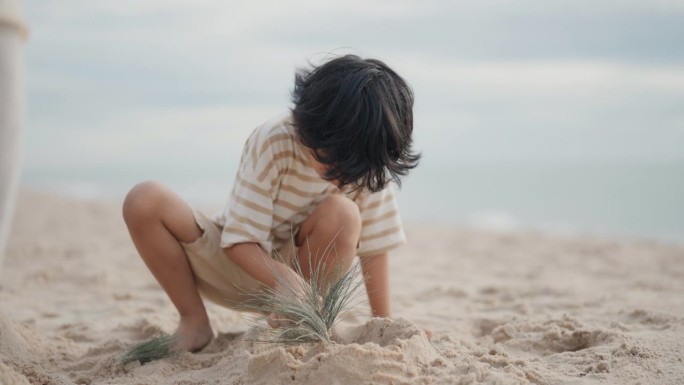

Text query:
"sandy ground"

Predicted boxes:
[[0, 190, 683, 385]]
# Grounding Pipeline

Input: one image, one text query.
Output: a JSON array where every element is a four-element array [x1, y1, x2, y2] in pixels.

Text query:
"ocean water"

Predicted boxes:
[[21, 161, 684, 244], [397, 162, 684, 243]]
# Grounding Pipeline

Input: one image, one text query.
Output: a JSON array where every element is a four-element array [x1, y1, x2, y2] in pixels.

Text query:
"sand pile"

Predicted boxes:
[[0, 310, 75, 385], [0, 312, 34, 385], [246, 318, 439, 385], [1, 190, 682, 384]]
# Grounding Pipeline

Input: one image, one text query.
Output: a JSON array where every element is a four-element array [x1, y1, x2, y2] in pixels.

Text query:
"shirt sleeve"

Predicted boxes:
[[219, 166, 275, 254], [355, 185, 406, 257], [219, 128, 282, 254]]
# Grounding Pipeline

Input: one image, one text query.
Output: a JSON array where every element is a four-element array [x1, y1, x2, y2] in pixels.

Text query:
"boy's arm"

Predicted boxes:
[[224, 243, 310, 328], [223, 243, 305, 292], [360, 252, 391, 318]]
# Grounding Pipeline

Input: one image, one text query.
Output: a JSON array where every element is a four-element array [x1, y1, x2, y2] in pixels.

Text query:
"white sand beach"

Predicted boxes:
[[1, 190, 683, 384]]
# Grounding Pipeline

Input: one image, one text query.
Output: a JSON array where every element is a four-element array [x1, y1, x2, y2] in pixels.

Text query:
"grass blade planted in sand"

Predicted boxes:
[[240, 237, 365, 345], [120, 333, 180, 365]]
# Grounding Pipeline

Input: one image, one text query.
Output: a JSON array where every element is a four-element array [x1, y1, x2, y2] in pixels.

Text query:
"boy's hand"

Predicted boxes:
[[267, 312, 295, 328], [267, 267, 310, 329], [224, 244, 310, 329]]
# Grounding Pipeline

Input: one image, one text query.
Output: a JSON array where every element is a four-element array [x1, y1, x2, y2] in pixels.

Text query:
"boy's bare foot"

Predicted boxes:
[[175, 317, 214, 352]]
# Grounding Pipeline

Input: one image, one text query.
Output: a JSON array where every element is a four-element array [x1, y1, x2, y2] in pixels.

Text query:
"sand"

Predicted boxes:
[[1, 190, 683, 385]]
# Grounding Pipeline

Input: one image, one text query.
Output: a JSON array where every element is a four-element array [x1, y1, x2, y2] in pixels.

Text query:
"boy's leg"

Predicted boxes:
[[122, 181, 213, 352], [267, 194, 362, 328], [295, 194, 362, 287]]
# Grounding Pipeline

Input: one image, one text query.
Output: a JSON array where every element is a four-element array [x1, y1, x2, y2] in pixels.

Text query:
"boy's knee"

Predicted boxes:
[[316, 195, 361, 241], [122, 180, 168, 224]]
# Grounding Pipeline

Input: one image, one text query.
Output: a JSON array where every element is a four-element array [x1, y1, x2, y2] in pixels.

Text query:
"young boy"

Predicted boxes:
[[122, 54, 420, 351]]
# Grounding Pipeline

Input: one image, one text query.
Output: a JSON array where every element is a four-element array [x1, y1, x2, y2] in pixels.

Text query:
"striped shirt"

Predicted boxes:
[[213, 113, 406, 258]]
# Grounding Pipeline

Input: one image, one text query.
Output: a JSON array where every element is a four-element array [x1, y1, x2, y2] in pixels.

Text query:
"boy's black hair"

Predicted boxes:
[[291, 54, 420, 193]]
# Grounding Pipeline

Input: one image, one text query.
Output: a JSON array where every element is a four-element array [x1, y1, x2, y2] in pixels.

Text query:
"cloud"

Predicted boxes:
[[24, 104, 284, 169], [21, 0, 684, 170], [396, 59, 684, 91], [252, 0, 684, 64]]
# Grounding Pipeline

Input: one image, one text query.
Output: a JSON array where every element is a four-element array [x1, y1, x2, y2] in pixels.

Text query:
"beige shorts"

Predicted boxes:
[[179, 210, 297, 311]]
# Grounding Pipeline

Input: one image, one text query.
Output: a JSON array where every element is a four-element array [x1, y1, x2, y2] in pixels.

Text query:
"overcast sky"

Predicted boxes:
[[21, 0, 684, 171]]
